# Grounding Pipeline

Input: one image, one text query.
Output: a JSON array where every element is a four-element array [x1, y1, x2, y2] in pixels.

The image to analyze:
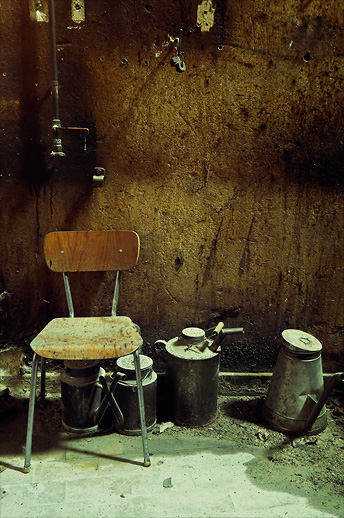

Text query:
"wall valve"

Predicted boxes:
[[51, 119, 66, 157], [50, 123, 89, 157]]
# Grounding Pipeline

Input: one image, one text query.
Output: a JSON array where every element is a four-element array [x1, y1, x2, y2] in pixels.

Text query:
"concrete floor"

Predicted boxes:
[[0, 373, 342, 518], [0, 434, 339, 518]]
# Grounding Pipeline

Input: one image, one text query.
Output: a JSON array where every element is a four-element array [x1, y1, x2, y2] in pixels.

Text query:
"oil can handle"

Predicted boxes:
[[154, 340, 167, 356], [205, 322, 224, 338], [197, 322, 224, 351], [208, 327, 244, 352], [213, 322, 224, 335]]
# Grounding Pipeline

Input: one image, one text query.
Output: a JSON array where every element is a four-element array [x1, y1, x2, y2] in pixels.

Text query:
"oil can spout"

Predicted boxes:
[[208, 327, 244, 352]]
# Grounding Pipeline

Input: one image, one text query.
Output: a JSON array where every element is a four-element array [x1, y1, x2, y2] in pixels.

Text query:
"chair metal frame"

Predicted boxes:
[[23, 230, 150, 472]]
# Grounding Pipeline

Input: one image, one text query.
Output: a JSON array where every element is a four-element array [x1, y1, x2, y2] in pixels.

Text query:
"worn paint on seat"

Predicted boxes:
[[31, 316, 143, 359]]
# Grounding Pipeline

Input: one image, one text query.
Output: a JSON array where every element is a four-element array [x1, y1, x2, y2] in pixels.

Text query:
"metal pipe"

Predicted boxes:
[[49, 0, 66, 156], [49, 0, 89, 156], [223, 327, 245, 335], [50, 0, 60, 122]]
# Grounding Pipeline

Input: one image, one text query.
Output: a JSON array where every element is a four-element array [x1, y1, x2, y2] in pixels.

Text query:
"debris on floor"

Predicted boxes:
[[292, 436, 317, 448], [157, 421, 174, 434], [163, 477, 173, 488]]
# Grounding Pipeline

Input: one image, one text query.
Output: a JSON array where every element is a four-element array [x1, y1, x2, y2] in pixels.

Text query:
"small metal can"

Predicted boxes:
[[114, 354, 157, 435]]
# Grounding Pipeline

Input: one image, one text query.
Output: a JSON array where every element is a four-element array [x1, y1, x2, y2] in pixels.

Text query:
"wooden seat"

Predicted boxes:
[[23, 230, 150, 472], [31, 316, 142, 359]]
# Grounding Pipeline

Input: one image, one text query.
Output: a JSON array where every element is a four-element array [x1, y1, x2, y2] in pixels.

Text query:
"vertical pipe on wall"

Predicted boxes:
[[50, 0, 60, 123], [49, 0, 66, 156]]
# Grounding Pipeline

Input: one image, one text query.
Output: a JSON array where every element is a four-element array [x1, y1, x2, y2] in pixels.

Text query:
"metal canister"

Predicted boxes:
[[61, 360, 105, 433], [162, 327, 220, 427], [262, 329, 327, 435], [113, 354, 157, 435]]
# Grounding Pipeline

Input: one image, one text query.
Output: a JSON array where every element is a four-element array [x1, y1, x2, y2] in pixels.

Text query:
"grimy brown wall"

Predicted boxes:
[[0, 0, 343, 371]]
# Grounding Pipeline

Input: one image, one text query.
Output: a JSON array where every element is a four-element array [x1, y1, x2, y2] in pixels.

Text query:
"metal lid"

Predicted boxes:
[[166, 338, 219, 360], [116, 354, 153, 373], [181, 327, 205, 344], [282, 329, 322, 354]]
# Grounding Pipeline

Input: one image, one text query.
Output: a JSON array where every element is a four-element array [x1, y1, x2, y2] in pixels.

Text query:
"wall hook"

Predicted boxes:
[[92, 167, 106, 187], [171, 28, 186, 73]]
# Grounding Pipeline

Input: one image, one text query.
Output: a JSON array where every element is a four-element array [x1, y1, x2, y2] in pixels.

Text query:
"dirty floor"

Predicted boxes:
[[0, 373, 343, 518]]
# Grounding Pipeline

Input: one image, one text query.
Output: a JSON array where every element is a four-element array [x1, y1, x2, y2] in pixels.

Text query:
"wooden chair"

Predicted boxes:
[[23, 230, 150, 472]]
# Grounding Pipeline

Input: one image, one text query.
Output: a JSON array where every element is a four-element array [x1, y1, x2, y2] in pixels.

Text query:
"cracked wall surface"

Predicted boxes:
[[0, 0, 343, 371]]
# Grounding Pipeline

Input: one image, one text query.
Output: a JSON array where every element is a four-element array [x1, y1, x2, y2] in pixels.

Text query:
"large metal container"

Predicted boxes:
[[158, 327, 220, 427], [262, 329, 327, 435], [113, 354, 157, 435], [61, 360, 104, 433]]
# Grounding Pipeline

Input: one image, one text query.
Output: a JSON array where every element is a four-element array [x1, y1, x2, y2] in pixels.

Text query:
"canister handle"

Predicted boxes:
[[197, 322, 224, 351], [208, 327, 244, 352], [154, 340, 167, 356], [205, 322, 224, 338]]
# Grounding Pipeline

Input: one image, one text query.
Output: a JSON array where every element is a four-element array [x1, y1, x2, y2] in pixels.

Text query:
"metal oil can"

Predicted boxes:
[[113, 354, 157, 435], [155, 325, 244, 427], [165, 327, 219, 426]]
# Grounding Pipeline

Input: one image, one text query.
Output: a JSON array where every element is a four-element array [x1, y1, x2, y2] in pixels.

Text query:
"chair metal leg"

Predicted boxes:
[[23, 353, 40, 473], [40, 357, 46, 401], [133, 349, 151, 467]]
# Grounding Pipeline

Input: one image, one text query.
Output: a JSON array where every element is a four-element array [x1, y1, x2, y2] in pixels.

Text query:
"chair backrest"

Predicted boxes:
[[44, 230, 140, 272], [44, 230, 140, 317]]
